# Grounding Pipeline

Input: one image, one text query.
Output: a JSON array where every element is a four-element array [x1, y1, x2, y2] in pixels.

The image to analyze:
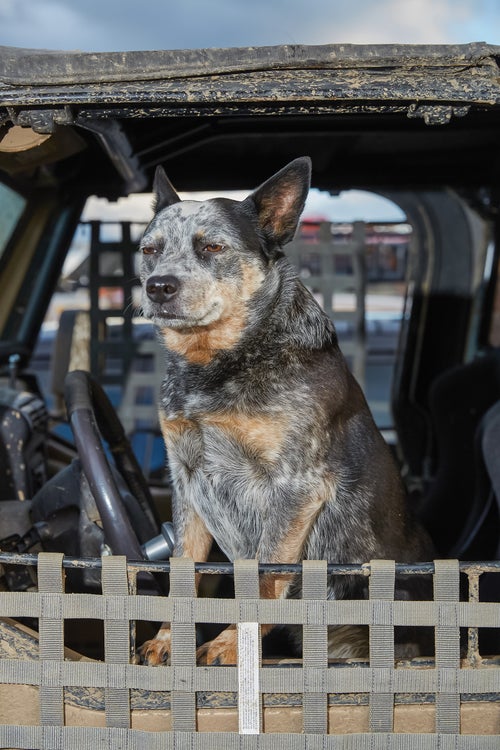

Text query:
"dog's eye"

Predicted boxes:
[[203, 243, 225, 253], [142, 245, 158, 255]]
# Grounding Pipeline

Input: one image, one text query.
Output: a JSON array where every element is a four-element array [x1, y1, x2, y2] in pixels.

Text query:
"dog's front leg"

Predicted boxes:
[[197, 496, 326, 665], [140, 508, 213, 665]]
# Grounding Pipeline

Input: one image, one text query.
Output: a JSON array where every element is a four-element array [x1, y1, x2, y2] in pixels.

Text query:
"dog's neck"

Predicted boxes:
[[256, 257, 338, 352]]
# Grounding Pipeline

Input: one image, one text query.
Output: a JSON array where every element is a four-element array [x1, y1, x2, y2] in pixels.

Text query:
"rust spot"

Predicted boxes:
[[161, 261, 264, 365]]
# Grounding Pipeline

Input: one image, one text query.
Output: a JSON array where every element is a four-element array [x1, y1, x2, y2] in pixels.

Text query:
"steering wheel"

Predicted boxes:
[[64, 370, 161, 560]]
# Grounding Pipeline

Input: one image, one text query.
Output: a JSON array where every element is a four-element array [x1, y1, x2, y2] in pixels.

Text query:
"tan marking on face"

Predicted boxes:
[[202, 411, 287, 462], [161, 311, 245, 365], [161, 261, 265, 365]]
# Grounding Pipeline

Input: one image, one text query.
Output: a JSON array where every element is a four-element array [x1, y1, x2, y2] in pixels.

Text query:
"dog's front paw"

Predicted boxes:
[[139, 629, 171, 665], [196, 628, 238, 665]]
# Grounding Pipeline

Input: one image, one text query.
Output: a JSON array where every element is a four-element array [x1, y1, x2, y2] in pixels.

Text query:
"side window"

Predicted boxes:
[[36, 222, 92, 415], [32, 197, 167, 482], [0, 181, 26, 257]]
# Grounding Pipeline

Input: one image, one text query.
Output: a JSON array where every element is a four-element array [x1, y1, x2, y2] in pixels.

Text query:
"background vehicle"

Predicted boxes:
[[0, 42, 499, 742]]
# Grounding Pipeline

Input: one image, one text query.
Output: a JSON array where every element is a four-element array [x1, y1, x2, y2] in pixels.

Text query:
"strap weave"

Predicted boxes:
[[0, 589, 498, 628], [369, 559, 395, 733], [0, 554, 498, 747], [2, 726, 500, 749], [38, 552, 65, 732], [169, 556, 197, 731], [434, 559, 461, 734], [102, 555, 131, 729], [302, 559, 328, 735], [234, 559, 262, 734]]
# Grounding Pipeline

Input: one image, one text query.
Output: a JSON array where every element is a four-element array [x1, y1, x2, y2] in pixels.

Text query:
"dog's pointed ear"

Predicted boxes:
[[153, 166, 181, 212], [243, 157, 311, 248]]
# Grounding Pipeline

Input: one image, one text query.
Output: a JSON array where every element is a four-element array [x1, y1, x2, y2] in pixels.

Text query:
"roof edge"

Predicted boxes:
[[1, 42, 499, 86]]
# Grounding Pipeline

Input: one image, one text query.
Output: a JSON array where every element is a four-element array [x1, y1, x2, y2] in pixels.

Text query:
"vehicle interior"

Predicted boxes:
[[0, 43, 499, 669]]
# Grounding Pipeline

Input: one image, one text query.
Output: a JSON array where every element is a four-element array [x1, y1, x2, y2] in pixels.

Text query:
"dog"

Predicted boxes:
[[138, 157, 433, 665]]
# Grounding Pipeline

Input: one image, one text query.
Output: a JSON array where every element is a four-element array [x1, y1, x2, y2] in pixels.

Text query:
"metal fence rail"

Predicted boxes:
[[0, 553, 498, 748]]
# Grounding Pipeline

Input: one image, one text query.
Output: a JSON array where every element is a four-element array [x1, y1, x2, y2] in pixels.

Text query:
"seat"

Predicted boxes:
[[418, 350, 500, 557], [450, 399, 500, 559]]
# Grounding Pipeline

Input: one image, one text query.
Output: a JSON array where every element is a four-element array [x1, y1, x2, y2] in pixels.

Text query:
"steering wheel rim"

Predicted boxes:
[[64, 369, 160, 559]]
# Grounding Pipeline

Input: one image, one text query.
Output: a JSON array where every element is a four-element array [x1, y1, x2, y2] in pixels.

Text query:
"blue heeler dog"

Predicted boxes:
[[138, 157, 433, 665]]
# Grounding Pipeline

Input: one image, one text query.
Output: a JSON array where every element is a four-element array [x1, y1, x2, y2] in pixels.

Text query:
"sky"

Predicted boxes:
[[2, 0, 498, 222], [1, 0, 499, 52]]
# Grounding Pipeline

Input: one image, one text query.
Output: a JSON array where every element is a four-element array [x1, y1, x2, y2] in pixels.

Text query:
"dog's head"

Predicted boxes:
[[139, 157, 311, 363]]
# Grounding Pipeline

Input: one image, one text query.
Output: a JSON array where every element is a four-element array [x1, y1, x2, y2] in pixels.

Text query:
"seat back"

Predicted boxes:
[[419, 351, 500, 556]]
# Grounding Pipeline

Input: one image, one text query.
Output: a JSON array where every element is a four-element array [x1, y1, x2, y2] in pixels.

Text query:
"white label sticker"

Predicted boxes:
[[237, 622, 261, 734]]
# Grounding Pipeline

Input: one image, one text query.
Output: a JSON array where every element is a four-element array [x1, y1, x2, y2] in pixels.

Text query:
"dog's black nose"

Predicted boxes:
[[146, 275, 180, 303]]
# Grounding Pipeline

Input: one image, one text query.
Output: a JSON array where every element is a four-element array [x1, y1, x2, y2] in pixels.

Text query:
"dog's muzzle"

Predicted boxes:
[[145, 275, 180, 304]]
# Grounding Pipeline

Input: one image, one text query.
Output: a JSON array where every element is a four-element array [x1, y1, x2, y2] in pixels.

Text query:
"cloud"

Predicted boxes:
[[0, 0, 115, 51], [322, 0, 474, 45], [1, 0, 497, 52]]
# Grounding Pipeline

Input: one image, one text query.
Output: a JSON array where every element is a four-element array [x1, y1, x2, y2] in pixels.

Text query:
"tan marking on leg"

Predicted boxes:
[[260, 480, 335, 618], [159, 412, 195, 448], [182, 510, 213, 592], [196, 624, 238, 665], [274, 487, 332, 565], [182, 511, 213, 562], [139, 628, 172, 666], [140, 503, 212, 665]]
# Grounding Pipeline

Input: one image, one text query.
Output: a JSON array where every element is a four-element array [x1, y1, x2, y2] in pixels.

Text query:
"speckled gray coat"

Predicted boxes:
[[138, 158, 433, 664]]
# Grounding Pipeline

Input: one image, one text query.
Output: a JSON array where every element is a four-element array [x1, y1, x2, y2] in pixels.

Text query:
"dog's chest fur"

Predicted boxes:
[[159, 349, 335, 561]]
